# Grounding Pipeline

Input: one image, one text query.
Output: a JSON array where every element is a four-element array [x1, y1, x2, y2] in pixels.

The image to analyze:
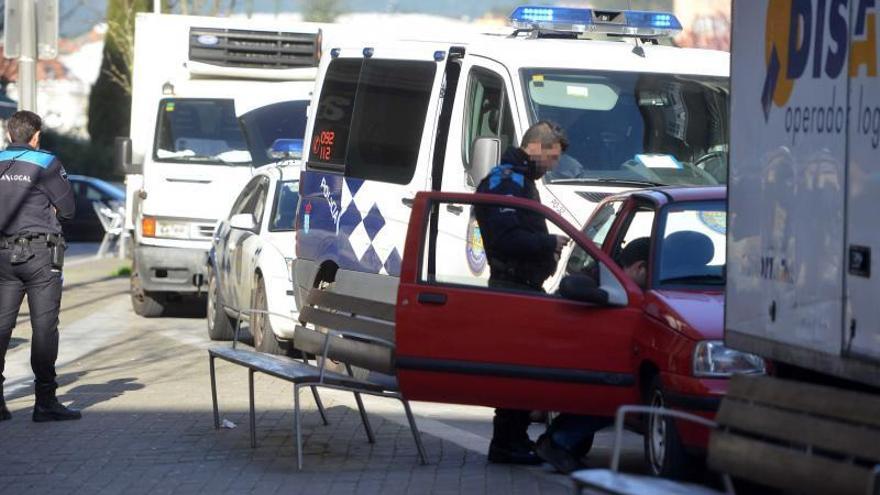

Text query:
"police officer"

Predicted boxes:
[[0, 110, 80, 422], [474, 121, 569, 464]]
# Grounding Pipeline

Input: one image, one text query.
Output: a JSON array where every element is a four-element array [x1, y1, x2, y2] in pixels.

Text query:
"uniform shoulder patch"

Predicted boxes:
[[0, 149, 55, 169], [488, 164, 525, 191]]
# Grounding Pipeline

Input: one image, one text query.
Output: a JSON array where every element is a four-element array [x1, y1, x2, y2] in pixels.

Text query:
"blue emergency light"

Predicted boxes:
[[509, 5, 682, 37], [269, 138, 304, 161]]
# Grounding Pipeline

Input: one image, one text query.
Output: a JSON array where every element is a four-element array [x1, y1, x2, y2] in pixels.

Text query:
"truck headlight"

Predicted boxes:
[[143, 216, 192, 240], [693, 340, 765, 377]]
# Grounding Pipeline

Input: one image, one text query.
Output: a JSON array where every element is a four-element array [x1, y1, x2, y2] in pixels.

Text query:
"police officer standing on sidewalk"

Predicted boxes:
[[0, 110, 80, 422], [474, 121, 569, 464]]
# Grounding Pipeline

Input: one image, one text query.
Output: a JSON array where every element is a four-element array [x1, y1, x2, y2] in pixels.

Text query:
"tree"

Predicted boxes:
[[302, 0, 344, 22], [87, 0, 149, 153]]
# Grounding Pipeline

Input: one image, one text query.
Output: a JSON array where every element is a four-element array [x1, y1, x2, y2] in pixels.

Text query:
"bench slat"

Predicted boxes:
[[708, 431, 874, 495], [726, 375, 880, 429], [306, 289, 396, 322], [717, 398, 880, 462], [299, 306, 395, 343], [293, 326, 395, 376], [209, 346, 387, 392]]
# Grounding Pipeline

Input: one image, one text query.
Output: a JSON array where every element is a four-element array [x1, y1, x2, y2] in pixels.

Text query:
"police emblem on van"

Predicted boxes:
[[466, 214, 487, 275]]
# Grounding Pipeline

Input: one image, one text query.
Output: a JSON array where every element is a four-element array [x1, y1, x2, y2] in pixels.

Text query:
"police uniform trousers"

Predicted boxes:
[[0, 242, 62, 399]]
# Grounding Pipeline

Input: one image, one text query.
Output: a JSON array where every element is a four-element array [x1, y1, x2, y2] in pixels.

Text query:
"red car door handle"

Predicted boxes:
[[417, 292, 447, 305]]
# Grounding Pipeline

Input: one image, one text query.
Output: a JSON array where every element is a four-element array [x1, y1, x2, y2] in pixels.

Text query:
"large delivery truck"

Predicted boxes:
[[727, 0, 880, 388], [118, 13, 322, 317]]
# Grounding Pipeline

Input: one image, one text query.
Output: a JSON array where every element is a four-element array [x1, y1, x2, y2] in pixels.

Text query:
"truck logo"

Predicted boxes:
[[197, 35, 220, 45], [762, 0, 880, 147]]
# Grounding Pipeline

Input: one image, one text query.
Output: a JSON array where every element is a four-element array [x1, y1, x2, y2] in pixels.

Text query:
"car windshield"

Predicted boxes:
[[522, 69, 729, 187], [270, 180, 299, 231], [656, 200, 726, 288], [240, 100, 308, 167], [154, 98, 251, 165]]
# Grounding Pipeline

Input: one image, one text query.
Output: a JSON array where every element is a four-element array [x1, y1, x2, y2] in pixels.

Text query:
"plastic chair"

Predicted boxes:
[[92, 201, 124, 259]]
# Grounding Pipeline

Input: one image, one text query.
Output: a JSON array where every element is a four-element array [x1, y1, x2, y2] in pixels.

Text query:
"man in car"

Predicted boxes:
[[536, 237, 651, 473], [475, 121, 569, 464]]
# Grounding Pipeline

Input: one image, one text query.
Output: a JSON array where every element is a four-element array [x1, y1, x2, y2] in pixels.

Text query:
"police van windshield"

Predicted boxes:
[[154, 98, 251, 165], [522, 70, 729, 186]]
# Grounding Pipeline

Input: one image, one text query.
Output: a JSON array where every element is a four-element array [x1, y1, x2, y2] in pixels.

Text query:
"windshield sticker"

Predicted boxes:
[[698, 211, 727, 235], [636, 154, 682, 169], [466, 214, 487, 275], [165, 102, 175, 112], [531, 74, 545, 87]]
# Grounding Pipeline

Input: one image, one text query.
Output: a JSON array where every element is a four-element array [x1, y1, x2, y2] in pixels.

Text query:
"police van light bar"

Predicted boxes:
[[509, 5, 682, 38]]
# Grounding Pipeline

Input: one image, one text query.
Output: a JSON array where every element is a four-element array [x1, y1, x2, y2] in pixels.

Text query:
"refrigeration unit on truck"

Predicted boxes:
[[295, 5, 730, 308], [117, 13, 322, 317], [727, 0, 880, 388]]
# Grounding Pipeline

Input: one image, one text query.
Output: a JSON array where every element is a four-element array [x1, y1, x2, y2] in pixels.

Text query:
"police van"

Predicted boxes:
[[295, 6, 730, 305]]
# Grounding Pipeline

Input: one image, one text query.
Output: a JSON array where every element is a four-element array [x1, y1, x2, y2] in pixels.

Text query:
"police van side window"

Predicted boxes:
[[463, 70, 516, 173], [346, 60, 436, 185], [309, 58, 363, 169]]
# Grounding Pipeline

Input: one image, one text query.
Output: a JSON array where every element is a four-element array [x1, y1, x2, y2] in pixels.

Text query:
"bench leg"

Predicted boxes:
[[248, 369, 256, 449], [400, 398, 428, 465], [209, 356, 220, 430], [310, 386, 329, 426], [353, 392, 375, 444], [294, 384, 304, 470]]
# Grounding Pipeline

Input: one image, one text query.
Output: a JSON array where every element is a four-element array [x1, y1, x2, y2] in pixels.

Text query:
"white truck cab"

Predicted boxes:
[[294, 6, 730, 305], [119, 13, 322, 316]]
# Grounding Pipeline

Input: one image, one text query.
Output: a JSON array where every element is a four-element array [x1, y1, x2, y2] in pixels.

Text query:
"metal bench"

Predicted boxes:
[[290, 288, 428, 469], [572, 374, 880, 495], [208, 306, 330, 451], [208, 290, 427, 470]]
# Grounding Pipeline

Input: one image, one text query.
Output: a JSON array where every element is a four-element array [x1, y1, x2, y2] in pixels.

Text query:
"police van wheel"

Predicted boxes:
[[131, 269, 164, 317], [252, 275, 283, 355], [207, 268, 235, 341]]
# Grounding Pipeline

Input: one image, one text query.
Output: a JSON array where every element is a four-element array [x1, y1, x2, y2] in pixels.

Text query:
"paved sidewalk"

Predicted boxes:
[[1, 273, 574, 494]]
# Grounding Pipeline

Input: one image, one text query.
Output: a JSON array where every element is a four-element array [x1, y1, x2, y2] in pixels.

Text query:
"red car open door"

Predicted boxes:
[[395, 192, 643, 415]]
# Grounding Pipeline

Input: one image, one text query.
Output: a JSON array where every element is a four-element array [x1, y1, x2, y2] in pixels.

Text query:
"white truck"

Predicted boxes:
[[117, 13, 322, 317], [727, 0, 880, 387], [294, 6, 730, 306]]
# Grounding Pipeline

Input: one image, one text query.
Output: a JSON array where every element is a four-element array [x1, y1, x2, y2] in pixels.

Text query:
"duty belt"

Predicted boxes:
[[0, 232, 63, 249]]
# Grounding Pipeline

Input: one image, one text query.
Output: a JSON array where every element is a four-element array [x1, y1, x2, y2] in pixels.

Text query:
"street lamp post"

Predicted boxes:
[[3, 0, 59, 112]]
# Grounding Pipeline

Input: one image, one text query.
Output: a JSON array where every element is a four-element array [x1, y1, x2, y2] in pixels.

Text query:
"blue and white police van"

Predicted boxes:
[[294, 6, 731, 305]]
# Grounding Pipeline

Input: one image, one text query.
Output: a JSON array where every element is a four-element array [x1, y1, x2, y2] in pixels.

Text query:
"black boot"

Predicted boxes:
[[1, 385, 9, 421], [33, 397, 81, 422]]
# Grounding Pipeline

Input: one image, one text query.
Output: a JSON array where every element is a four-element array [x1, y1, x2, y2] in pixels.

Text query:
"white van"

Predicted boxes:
[[294, 6, 730, 305]]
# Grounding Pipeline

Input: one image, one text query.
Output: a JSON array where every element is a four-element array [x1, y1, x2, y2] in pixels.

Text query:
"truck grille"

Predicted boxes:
[[189, 27, 320, 69], [197, 224, 216, 239]]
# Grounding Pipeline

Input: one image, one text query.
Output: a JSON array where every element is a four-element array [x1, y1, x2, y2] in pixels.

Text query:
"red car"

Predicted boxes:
[[394, 187, 765, 477]]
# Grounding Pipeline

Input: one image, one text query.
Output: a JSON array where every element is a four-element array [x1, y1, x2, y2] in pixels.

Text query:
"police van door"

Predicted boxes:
[[434, 58, 521, 285], [302, 47, 447, 288]]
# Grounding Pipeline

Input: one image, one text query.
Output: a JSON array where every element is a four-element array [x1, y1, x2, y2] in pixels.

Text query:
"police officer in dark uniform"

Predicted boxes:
[[475, 121, 569, 464], [0, 110, 80, 422]]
